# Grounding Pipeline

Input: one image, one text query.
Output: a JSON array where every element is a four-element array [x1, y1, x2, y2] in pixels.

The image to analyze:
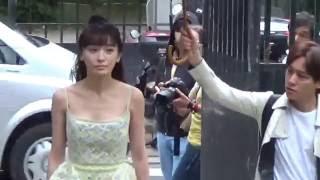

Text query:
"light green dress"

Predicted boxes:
[[50, 89, 136, 180]]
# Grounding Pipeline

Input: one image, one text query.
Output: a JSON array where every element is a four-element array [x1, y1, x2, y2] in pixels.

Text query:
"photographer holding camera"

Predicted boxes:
[[153, 11, 200, 180], [171, 83, 202, 180]]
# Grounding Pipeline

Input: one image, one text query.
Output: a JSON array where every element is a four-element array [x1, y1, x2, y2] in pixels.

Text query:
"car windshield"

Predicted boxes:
[[24, 35, 50, 48]]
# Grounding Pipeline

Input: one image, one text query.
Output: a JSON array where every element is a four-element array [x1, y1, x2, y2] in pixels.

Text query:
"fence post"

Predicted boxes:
[[201, 0, 262, 179], [315, 0, 320, 40], [76, 0, 80, 41], [122, 0, 127, 41], [289, 0, 296, 46], [7, 0, 17, 27], [138, 0, 143, 33], [263, 0, 271, 62], [60, 0, 64, 43]]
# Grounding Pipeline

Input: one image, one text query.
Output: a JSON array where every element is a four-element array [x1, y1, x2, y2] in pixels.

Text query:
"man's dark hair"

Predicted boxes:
[[287, 41, 320, 83], [288, 11, 315, 39]]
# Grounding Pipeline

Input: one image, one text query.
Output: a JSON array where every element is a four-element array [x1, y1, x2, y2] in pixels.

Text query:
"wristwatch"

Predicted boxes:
[[187, 100, 201, 113]]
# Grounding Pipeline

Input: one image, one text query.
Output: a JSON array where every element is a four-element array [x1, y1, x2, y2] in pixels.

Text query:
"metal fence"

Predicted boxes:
[[203, 0, 260, 74], [6, 0, 147, 43], [201, 0, 319, 179], [201, 1, 261, 179]]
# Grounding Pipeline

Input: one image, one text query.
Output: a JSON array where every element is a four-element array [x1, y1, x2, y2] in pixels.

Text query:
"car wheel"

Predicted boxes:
[[9, 123, 52, 180]]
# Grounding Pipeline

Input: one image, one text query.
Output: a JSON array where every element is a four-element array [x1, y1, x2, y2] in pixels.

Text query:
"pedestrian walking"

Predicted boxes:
[[47, 16, 149, 180]]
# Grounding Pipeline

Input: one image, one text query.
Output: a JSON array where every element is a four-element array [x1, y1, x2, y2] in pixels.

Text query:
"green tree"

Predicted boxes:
[[16, 0, 58, 22], [0, 0, 7, 18]]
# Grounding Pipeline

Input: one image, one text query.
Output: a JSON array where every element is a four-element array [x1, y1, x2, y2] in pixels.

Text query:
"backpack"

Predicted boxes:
[[261, 94, 281, 137], [258, 94, 280, 179]]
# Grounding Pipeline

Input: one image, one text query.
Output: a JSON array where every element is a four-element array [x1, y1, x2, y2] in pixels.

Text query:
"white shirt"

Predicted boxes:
[[274, 105, 317, 180], [281, 50, 289, 64], [188, 60, 320, 180]]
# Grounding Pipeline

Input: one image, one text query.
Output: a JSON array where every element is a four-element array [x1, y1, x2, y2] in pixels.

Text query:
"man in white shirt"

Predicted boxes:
[[178, 27, 320, 180]]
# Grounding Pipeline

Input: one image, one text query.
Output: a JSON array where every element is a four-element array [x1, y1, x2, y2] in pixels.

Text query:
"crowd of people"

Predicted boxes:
[[46, 9, 320, 180]]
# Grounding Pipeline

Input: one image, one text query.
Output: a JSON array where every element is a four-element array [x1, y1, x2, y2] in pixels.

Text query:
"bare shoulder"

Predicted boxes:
[[131, 86, 144, 103], [128, 85, 144, 113], [119, 83, 144, 105], [53, 88, 66, 102], [52, 88, 67, 111]]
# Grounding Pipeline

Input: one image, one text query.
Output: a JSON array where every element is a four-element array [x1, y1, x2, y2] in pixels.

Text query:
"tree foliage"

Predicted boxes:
[[0, 0, 7, 17], [14, 0, 145, 22], [16, 0, 59, 22]]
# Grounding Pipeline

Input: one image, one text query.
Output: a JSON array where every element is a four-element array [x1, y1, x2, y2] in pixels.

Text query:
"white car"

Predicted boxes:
[[0, 22, 76, 180], [260, 17, 290, 61]]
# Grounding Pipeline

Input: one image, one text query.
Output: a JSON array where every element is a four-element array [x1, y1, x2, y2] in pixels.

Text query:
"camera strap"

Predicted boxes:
[[171, 64, 177, 79], [174, 136, 180, 156]]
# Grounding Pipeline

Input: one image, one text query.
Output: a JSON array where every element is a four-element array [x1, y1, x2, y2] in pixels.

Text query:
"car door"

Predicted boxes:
[[0, 39, 29, 124]]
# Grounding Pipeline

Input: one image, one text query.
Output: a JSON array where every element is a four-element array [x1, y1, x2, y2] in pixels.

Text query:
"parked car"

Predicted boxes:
[[0, 21, 76, 180], [260, 17, 289, 62]]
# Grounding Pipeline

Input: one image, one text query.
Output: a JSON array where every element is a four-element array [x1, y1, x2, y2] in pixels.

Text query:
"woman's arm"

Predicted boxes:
[[47, 89, 67, 179], [129, 87, 149, 180]]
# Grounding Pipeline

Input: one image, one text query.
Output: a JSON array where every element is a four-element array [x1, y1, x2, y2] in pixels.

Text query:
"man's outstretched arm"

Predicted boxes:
[[180, 27, 272, 125]]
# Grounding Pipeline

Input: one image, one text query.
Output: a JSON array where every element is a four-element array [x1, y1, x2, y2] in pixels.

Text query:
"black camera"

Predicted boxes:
[[155, 77, 188, 107], [154, 77, 190, 139]]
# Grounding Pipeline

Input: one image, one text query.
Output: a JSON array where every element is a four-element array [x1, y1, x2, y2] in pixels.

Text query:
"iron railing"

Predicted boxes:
[[203, 0, 260, 73], [7, 0, 147, 43], [15, 22, 147, 43]]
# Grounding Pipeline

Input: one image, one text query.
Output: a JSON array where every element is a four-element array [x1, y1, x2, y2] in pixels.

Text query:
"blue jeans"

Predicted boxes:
[[172, 143, 201, 180], [157, 132, 188, 180]]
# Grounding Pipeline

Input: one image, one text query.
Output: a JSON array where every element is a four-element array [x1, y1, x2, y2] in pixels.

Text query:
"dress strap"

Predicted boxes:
[[64, 88, 69, 111], [126, 86, 133, 111]]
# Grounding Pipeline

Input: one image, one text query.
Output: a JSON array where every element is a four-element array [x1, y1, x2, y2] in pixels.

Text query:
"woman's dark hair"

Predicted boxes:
[[88, 15, 109, 25], [168, 11, 203, 59], [287, 41, 320, 83], [73, 17, 124, 82]]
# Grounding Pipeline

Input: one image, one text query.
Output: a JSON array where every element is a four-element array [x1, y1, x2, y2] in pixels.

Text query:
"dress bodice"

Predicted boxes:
[[66, 111, 130, 166], [49, 87, 137, 180]]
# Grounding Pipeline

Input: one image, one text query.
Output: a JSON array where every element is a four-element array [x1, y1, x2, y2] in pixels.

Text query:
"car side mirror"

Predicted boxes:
[[130, 30, 140, 39]]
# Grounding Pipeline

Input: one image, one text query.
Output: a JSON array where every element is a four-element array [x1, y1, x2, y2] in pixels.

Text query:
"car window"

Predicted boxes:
[[24, 35, 49, 47], [0, 40, 26, 65]]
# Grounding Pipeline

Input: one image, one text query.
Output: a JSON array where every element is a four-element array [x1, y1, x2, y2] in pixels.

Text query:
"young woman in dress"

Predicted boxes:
[[47, 18, 149, 180]]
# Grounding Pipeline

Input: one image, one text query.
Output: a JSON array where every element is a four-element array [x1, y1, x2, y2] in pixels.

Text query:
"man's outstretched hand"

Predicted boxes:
[[179, 26, 203, 66]]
